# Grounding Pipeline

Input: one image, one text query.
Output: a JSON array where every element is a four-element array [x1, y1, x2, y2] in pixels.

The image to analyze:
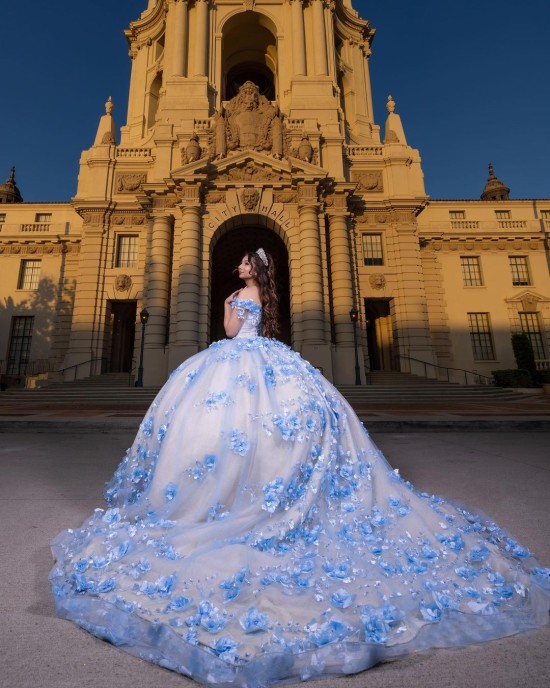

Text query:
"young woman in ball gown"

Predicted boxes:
[[50, 248, 550, 686]]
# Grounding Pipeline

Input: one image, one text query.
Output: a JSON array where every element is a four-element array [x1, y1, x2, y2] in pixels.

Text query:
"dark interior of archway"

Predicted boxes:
[[210, 228, 291, 344], [225, 63, 275, 101]]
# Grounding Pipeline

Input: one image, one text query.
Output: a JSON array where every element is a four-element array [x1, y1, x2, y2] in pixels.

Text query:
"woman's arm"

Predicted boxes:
[[223, 290, 244, 338]]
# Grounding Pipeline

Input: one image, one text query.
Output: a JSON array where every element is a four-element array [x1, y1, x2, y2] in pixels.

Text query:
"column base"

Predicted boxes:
[[300, 343, 334, 382], [332, 346, 366, 385]]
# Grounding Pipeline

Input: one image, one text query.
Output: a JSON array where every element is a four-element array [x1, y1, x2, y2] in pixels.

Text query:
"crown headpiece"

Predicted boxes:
[[256, 248, 268, 266]]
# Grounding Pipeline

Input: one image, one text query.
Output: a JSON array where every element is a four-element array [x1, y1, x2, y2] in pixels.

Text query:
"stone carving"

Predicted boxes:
[[369, 273, 386, 290], [101, 131, 116, 144], [212, 81, 283, 159], [521, 295, 538, 312], [181, 133, 202, 164], [133, 216, 145, 225], [116, 173, 147, 193], [274, 191, 298, 204], [218, 163, 285, 183], [115, 274, 132, 292], [353, 171, 383, 192], [206, 192, 226, 204], [241, 188, 259, 210], [113, 216, 125, 225]]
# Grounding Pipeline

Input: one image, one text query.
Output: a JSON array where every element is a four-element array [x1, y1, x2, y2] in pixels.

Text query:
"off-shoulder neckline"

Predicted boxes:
[[233, 297, 262, 310]]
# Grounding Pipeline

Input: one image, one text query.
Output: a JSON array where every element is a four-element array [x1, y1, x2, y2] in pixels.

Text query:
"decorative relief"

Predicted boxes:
[[113, 216, 125, 225], [217, 163, 286, 183], [0, 243, 79, 256], [133, 216, 145, 225], [274, 191, 298, 204], [116, 173, 147, 193], [521, 294, 539, 312], [115, 274, 133, 292], [369, 273, 386, 290], [352, 171, 383, 192], [82, 213, 105, 225], [211, 81, 283, 160], [206, 192, 226, 204], [240, 188, 260, 210], [376, 214, 388, 224]]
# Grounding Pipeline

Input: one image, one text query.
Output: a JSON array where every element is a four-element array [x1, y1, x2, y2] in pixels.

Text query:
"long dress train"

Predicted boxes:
[[50, 298, 550, 686]]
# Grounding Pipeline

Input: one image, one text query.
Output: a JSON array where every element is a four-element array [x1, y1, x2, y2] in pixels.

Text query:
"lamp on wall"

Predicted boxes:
[[135, 307, 149, 387], [349, 306, 362, 385]]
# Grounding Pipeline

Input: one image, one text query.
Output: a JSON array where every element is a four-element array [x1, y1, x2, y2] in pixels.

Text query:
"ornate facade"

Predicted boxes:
[[1, 0, 549, 386]]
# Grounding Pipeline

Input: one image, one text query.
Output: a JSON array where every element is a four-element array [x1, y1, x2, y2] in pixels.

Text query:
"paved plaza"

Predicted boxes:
[[1, 426, 549, 688]]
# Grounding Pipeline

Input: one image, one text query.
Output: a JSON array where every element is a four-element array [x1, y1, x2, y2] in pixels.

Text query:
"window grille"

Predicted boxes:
[[116, 235, 138, 268], [17, 260, 41, 290], [460, 256, 483, 286], [519, 312, 545, 359], [468, 312, 496, 360], [362, 233, 384, 266], [509, 256, 531, 286], [7, 316, 34, 375]]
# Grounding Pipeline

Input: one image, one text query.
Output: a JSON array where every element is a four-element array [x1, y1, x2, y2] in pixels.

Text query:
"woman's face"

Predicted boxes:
[[237, 255, 255, 280]]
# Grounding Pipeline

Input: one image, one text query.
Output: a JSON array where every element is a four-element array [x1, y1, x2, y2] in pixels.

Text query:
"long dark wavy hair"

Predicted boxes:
[[246, 250, 279, 338]]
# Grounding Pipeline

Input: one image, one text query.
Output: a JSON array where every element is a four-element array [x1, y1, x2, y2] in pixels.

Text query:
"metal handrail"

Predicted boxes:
[[58, 357, 107, 381], [397, 354, 494, 386]]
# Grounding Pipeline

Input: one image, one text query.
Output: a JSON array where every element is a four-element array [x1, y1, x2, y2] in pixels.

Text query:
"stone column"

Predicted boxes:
[[194, 0, 209, 77], [311, 0, 329, 76], [291, 0, 307, 76], [147, 215, 173, 346], [328, 210, 355, 346], [172, 0, 189, 77], [298, 185, 325, 343], [176, 201, 202, 347]]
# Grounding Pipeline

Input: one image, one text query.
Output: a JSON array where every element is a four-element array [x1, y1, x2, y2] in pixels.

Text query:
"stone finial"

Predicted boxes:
[[384, 95, 407, 145], [93, 96, 117, 146], [481, 163, 510, 201]]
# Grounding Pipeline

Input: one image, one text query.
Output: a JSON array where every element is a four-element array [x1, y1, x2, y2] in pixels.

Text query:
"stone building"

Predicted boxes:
[[0, 0, 549, 386]]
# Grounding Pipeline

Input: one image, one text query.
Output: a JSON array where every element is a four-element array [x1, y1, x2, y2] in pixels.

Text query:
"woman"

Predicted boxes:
[[50, 249, 550, 687]]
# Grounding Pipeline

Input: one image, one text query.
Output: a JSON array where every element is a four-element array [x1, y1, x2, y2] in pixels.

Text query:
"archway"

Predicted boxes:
[[210, 227, 290, 344]]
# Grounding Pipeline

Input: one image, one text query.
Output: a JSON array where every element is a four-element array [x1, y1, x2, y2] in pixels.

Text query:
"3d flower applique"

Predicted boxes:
[[229, 429, 250, 456], [239, 607, 270, 633], [213, 636, 240, 664], [164, 483, 178, 501]]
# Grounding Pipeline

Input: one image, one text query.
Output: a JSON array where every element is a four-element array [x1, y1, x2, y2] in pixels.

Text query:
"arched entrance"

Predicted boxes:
[[210, 227, 291, 344]]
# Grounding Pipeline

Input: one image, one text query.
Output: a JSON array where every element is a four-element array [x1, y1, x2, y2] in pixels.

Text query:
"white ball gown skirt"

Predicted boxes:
[[50, 327, 550, 685]]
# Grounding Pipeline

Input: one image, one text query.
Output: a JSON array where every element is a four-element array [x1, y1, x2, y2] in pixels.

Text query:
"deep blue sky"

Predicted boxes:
[[1, 0, 548, 202]]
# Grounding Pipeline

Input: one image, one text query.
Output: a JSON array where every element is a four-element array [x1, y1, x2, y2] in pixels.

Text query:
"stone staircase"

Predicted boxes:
[[0, 370, 541, 410], [337, 371, 538, 403]]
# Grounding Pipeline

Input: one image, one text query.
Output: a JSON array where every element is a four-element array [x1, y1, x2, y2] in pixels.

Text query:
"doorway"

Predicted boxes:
[[364, 298, 395, 371], [210, 228, 290, 344], [108, 301, 136, 372]]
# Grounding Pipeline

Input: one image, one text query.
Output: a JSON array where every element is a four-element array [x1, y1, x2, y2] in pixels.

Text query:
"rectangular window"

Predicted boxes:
[[460, 256, 483, 286], [0, 213, 6, 223], [495, 210, 511, 220], [35, 213, 52, 223], [17, 259, 41, 290], [7, 316, 34, 375], [116, 235, 138, 268], [468, 312, 496, 360], [519, 313, 545, 359], [449, 210, 465, 220], [509, 256, 531, 286], [362, 233, 384, 266]]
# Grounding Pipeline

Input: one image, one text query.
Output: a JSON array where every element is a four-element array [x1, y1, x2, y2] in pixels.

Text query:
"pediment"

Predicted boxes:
[[505, 290, 549, 308], [170, 150, 327, 187]]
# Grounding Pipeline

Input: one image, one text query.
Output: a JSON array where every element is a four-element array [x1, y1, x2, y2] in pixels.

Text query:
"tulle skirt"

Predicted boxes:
[[50, 336, 550, 686]]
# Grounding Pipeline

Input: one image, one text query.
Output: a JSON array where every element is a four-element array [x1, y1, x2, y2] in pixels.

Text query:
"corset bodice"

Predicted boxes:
[[231, 297, 262, 338]]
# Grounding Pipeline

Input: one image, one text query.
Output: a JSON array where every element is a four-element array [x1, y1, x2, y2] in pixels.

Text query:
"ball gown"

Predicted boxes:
[[50, 297, 550, 686]]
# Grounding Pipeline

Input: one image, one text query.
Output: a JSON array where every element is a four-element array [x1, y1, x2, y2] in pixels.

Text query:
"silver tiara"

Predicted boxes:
[[256, 248, 268, 266]]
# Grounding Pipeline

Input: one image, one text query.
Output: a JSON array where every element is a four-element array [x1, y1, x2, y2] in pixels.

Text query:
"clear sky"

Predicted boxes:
[[1, 0, 548, 202]]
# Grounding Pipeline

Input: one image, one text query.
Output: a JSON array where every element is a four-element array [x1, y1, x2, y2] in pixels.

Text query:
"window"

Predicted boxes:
[[7, 316, 34, 375], [17, 259, 41, 290], [362, 233, 384, 266], [449, 210, 465, 220], [116, 235, 138, 268], [468, 312, 496, 360], [35, 213, 52, 223], [495, 210, 511, 220], [509, 256, 531, 286], [519, 313, 545, 359], [460, 256, 483, 286], [0, 213, 6, 223]]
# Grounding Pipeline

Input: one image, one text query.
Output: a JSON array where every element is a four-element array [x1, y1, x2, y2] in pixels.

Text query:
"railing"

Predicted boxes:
[[420, 219, 540, 232], [0, 222, 69, 234], [115, 148, 152, 158], [58, 357, 108, 381], [536, 359, 550, 371], [345, 145, 384, 158], [397, 354, 494, 385]]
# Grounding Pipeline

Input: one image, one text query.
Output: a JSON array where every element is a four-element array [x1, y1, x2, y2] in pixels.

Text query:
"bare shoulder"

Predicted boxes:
[[239, 285, 261, 305]]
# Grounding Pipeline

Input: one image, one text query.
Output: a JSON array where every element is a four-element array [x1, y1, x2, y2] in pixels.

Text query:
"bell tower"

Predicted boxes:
[[67, 0, 433, 386]]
